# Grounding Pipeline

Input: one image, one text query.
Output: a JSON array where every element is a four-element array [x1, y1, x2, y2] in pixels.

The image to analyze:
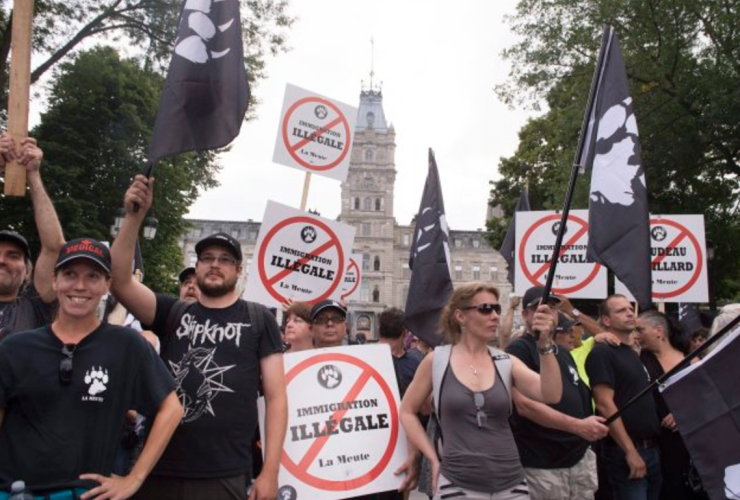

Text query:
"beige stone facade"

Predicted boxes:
[[179, 88, 511, 339]]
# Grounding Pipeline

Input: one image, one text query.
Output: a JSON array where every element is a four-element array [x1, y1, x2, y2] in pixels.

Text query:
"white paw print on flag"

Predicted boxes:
[[175, 0, 236, 64]]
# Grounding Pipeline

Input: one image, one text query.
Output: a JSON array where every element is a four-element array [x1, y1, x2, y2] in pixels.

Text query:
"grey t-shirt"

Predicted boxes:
[[439, 366, 524, 493]]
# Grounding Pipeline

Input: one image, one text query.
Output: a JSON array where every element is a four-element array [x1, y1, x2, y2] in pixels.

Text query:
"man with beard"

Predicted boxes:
[[0, 133, 66, 340], [110, 175, 287, 500]]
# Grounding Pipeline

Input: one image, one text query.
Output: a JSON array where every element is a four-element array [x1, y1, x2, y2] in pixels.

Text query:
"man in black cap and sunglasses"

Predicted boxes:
[[110, 176, 287, 500], [505, 287, 609, 500], [0, 133, 66, 340], [0, 238, 182, 499]]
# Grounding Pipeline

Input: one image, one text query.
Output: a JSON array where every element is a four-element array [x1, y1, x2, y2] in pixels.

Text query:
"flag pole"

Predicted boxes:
[[604, 313, 740, 425], [4, 0, 35, 196], [300, 172, 312, 211], [537, 26, 611, 311]]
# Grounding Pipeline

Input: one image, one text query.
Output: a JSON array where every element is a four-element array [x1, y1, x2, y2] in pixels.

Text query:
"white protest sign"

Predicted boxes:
[[273, 84, 357, 182], [244, 201, 356, 308], [515, 210, 607, 299], [259, 345, 407, 500], [340, 253, 362, 302], [615, 214, 708, 303]]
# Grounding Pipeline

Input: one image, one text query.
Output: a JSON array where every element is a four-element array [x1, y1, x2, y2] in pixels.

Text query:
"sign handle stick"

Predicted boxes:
[[300, 172, 312, 211], [4, 0, 35, 196], [658, 302, 665, 313], [605, 312, 740, 425]]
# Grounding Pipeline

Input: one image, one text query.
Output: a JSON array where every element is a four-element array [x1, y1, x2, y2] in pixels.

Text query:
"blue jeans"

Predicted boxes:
[[601, 444, 662, 500]]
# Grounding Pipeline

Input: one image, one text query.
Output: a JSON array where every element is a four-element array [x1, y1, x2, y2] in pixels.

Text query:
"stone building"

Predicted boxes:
[[179, 87, 511, 339]]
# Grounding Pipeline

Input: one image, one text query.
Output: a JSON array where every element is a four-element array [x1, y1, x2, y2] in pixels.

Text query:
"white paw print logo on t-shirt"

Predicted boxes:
[[85, 367, 109, 396]]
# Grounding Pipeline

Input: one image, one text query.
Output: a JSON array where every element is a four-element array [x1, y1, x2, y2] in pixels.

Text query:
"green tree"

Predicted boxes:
[[489, 0, 740, 302], [0, 0, 293, 104], [0, 46, 217, 293]]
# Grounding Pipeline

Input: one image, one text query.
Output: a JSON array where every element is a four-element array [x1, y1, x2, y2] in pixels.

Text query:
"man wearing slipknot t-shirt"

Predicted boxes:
[[111, 175, 287, 500]]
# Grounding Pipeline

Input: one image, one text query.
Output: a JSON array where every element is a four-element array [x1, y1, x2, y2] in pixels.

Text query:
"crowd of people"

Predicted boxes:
[[0, 135, 723, 500]]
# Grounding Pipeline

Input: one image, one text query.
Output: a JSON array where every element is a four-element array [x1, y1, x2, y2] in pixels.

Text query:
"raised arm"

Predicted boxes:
[[110, 175, 157, 325], [80, 391, 183, 499], [0, 134, 65, 303], [251, 352, 288, 500], [557, 296, 604, 337], [499, 295, 520, 350]]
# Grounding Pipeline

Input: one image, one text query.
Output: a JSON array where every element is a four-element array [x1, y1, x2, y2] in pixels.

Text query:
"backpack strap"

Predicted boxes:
[[432, 344, 452, 420], [488, 346, 513, 415], [246, 301, 264, 335]]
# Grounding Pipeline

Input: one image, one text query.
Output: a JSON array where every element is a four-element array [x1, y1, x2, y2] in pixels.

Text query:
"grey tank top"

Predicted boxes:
[[439, 365, 524, 493]]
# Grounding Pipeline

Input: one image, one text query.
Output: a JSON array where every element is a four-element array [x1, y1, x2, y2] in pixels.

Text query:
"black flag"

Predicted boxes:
[[678, 302, 703, 336], [580, 26, 652, 309], [661, 326, 740, 500], [405, 149, 453, 347], [499, 188, 531, 285], [148, 0, 250, 163]]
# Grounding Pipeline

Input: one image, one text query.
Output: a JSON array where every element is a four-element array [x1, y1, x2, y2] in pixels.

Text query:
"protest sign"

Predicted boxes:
[[340, 253, 362, 302], [273, 84, 357, 182], [244, 201, 355, 308], [615, 214, 708, 303], [260, 345, 407, 500], [515, 210, 607, 298]]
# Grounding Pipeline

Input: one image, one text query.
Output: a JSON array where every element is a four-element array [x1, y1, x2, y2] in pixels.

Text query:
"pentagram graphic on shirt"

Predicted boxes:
[[169, 346, 235, 423]]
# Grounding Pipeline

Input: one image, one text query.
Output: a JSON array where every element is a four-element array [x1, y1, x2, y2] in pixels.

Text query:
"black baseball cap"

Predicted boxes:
[[178, 266, 196, 283], [195, 232, 242, 262], [556, 312, 581, 333], [55, 238, 111, 274], [523, 286, 562, 309], [0, 230, 31, 260], [311, 299, 347, 322]]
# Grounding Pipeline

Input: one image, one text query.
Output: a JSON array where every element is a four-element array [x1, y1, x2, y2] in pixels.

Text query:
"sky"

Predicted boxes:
[[186, 0, 538, 230]]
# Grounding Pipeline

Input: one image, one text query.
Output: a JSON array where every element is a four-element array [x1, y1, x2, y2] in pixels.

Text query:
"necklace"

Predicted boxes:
[[469, 364, 479, 377]]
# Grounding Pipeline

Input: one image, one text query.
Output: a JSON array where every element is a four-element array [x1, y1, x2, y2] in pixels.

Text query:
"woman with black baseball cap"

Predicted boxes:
[[0, 238, 183, 499]]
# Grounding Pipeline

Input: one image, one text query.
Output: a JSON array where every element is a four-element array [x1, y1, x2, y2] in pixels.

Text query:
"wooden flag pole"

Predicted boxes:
[[4, 0, 34, 196], [300, 172, 312, 211]]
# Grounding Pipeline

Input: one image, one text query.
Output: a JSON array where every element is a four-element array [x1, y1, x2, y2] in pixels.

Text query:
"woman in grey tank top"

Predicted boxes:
[[400, 283, 563, 499]]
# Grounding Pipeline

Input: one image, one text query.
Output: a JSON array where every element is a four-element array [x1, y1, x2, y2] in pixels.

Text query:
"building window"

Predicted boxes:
[[363, 197, 372, 211], [455, 265, 463, 281], [357, 314, 371, 330], [365, 149, 374, 162], [490, 266, 498, 281], [375, 198, 381, 211], [360, 282, 370, 302], [374, 256, 381, 271], [372, 286, 380, 303], [231, 230, 239, 239], [402, 233, 410, 246], [362, 223, 371, 236], [362, 253, 370, 271], [472, 239, 480, 248], [473, 265, 481, 281], [402, 262, 410, 278], [454, 238, 462, 248], [354, 197, 360, 210], [188, 252, 197, 267], [248, 231, 257, 241]]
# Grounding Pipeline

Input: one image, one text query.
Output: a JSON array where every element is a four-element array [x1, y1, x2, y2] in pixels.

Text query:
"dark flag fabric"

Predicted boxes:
[[580, 26, 652, 309], [405, 149, 453, 347], [661, 325, 740, 500], [678, 302, 703, 336], [148, 0, 250, 164], [499, 189, 530, 285]]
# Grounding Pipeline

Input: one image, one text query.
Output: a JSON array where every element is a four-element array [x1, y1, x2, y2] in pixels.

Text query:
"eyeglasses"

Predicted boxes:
[[198, 254, 237, 266], [313, 315, 346, 326], [473, 392, 487, 428], [59, 344, 76, 386], [464, 303, 502, 316]]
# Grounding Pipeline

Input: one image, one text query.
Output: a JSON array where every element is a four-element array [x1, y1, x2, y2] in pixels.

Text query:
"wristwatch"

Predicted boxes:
[[538, 343, 558, 355]]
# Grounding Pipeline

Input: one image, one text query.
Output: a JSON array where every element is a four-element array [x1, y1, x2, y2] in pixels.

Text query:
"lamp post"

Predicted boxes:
[[143, 217, 159, 240], [109, 208, 126, 239]]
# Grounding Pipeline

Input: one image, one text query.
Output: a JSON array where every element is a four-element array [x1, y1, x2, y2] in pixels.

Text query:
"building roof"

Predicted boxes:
[[355, 89, 388, 132]]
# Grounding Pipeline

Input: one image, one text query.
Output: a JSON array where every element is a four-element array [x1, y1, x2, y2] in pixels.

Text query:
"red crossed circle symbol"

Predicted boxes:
[[650, 218, 703, 299]]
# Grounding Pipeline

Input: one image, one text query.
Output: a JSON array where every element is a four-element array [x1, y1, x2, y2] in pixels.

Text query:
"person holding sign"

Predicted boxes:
[[110, 176, 287, 500], [400, 283, 562, 499]]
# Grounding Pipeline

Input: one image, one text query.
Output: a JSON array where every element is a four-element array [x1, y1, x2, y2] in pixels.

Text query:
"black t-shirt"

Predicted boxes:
[[392, 347, 424, 397], [0, 323, 174, 493], [148, 294, 283, 478], [586, 343, 660, 440], [506, 334, 592, 468], [0, 284, 54, 342]]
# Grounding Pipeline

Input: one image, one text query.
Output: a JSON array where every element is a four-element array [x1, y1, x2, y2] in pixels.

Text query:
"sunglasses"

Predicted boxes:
[[473, 392, 487, 428], [464, 303, 502, 316], [59, 344, 76, 386], [313, 315, 346, 326]]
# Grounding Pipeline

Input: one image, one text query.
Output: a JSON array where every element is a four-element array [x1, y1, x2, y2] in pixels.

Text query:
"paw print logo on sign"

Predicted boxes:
[[317, 364, 342, 389], [175, 0, 236, 64]]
